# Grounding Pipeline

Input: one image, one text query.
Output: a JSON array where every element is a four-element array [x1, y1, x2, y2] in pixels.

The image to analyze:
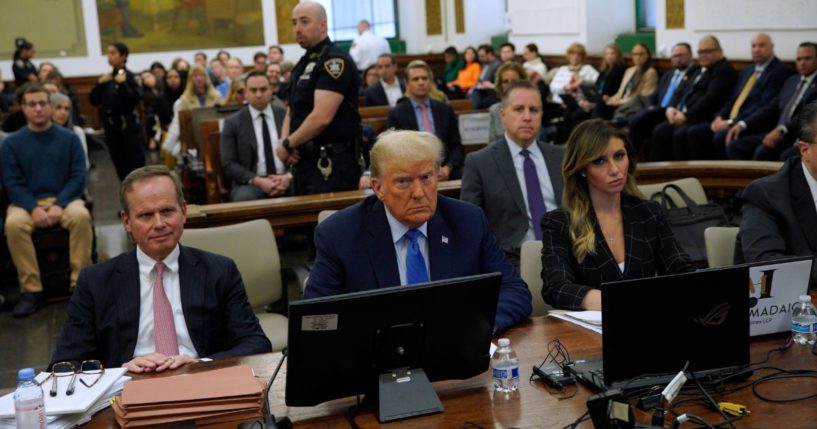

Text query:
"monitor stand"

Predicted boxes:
[[377, 367, 444, 422]]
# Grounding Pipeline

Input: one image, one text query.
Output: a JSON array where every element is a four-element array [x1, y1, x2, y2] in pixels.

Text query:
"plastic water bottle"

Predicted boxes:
[[491, 338, 519, 392], [14, 368, 46, 429], [792, 295, 817, 345]]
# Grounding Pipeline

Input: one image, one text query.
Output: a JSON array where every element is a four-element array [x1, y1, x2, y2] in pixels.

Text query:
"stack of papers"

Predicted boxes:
[[111, 365, 266, 427], [548, 310, 603, 334], [0, 368, 130, 429]]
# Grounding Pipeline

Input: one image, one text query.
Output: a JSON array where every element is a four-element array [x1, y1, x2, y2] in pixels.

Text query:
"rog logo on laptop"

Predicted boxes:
[[693, 302, 730, 327]]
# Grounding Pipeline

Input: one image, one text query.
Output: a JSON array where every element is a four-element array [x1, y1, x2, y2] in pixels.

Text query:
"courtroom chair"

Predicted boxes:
[[704, 226, 739, 268], [180, 219, 288, 351], [200, 120, 228, 203], [637, 177, 707, 207], [520, 240, 551, 317]]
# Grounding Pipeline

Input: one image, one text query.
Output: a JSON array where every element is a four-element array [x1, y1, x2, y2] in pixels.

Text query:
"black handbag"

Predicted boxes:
[[650, 184, 728, 266]]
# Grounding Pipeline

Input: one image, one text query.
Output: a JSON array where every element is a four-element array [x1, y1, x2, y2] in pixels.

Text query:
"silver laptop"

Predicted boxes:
[[747, 256, 813, 337]]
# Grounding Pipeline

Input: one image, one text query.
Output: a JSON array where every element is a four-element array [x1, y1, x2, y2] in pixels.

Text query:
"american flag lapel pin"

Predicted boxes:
[[441, 235, 449, 244]]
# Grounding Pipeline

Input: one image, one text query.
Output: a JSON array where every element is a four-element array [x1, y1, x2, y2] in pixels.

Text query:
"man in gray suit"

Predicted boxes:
[[461, 80, 564, 268], [221, 71, 289, 201]]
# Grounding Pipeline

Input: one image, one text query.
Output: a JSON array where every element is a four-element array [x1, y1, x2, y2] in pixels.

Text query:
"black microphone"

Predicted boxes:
[[241, 348, 291, 429]]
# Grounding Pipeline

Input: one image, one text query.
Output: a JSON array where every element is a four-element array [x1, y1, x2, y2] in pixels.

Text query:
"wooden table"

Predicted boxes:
[[79, 316, 816, 428]]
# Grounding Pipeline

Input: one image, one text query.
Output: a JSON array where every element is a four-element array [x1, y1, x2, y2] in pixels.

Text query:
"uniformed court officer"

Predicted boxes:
[[276, 0, 364, 195]]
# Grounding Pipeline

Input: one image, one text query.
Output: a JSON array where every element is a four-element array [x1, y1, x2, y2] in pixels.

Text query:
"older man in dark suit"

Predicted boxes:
[[305, 130, 531, 334], [727, 42, 817, 160], [682, 33, 793, 160], [221, 71, 288, 201], [52, 166, 271, 372], [461, 81, 563, 269], [363, 54, 405, 107], [738, 101, 817, 289], [387, 60, 464, 180], [648, 35, 738, 161]]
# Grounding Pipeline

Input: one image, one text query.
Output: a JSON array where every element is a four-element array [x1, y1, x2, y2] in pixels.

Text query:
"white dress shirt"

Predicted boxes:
[[549, 65, 599, 104], [133, 245, 198, 359], [384, 208, 430, 285], [381, 79, 403, 107], [249, 103, 284, 176], [350, 30, 391, 70], [802, 162, 817, 214], [505, 135, 558, 243]]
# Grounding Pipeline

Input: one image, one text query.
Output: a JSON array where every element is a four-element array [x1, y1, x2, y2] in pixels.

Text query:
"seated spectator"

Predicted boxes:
[[648, 35, 737, 161], [139, 70, 162, 150], [598, 42, 658, 121], [265, 63, 286, 106], [447, 46, 480, 99], [226, 58, 244, 82], [488, 61, 528, 143], [626, 42, 696, 157], [162, 65, 223, 160], [157, 68, 184, 131], [50, 92, 89, 170], [37, 62, 56, 83], [268, 45, 284, 64], [150, 62, 167, 87], [681, 33, 791, 160], [210, 58, 230, 98], [363, 54, 405, 107], [388, 60, 463, 179], [253, 52, 268, 73], [541, 120, 695, 310], [727, 42, 817, 160], [471, 44, 502, 109], [278, 61, 294, 104], [1, 84, 92, 317], [217, 50, 231, 64], [547, 42, 599, 105], [194, 51, 207, 69], [221, 71, 289, 202], [360, 64, 380, 98], [738, 101, 817, 289], [564, 43, 626, 132], [224, 76, 246, 106], [171, 57, 190, 75], [2, 85, 28, 133], [441, 46, 465, 87], [305, 130, 532, 334], [499, 42, 517, 63], [522, 43, 548, 84]]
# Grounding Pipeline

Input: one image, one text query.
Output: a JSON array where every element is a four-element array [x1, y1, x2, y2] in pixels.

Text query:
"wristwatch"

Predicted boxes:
[[282, 138, 292, 152]]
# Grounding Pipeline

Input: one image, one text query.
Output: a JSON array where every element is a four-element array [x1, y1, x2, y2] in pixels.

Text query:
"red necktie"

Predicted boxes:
[[152, 262, 179, 356]]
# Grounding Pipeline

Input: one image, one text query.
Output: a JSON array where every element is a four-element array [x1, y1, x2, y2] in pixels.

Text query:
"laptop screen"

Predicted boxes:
[[600, 266, 750, 385], [747, 256, 813, 336]]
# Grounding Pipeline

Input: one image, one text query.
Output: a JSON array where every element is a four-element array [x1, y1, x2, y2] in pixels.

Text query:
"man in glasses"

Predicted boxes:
[[52, 165, 271, 373], [0, 83, 92, 317]]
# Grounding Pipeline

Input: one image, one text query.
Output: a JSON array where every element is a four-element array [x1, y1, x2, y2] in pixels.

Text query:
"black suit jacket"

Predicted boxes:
[[745, 74, 817, 135], [540, 195, 696, 310], [739, 157, 817, 288], [460, 138, 564, 264], [387, 98, 465, 172], [220, 105, 287, 187], [363, 79, 406, 106], [675, 58, 738, 123], [52, 246, 272, 367], [718, 57, 792, 123]]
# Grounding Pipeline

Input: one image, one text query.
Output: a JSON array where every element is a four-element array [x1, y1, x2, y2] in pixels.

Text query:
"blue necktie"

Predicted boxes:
[[405, 229, 428, 284], [660, 71, 681, 108], [521, 149, 546, 240]]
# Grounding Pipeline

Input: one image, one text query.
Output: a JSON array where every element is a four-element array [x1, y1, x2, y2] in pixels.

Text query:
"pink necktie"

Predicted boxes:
[[418, 102, 433, 133], [152, 262, 179, 356]]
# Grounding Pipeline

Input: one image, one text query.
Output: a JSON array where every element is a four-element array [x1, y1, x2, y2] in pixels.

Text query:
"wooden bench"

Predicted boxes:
[[184, 160, 782, 230]]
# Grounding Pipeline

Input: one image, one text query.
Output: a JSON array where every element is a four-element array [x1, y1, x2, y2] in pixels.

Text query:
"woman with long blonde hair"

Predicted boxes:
[[540, 120, 695, 310], [162, 64, 222, 161]]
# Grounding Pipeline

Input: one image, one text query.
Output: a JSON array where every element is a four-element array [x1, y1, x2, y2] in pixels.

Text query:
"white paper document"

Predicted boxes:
[[548, 310, 603, 334]]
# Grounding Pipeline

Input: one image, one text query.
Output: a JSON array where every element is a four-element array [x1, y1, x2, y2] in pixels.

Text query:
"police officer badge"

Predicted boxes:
[[324, 58, 345, 80]]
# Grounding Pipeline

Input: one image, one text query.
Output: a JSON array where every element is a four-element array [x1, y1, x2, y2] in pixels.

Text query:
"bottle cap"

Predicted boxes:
[[799, 295, 812, 302], [17, 368, 35, 381], [498, 338, 510, 347]]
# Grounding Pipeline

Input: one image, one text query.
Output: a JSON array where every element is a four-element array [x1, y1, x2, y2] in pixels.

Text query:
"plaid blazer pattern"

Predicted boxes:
[[540, 194, 696, 310]]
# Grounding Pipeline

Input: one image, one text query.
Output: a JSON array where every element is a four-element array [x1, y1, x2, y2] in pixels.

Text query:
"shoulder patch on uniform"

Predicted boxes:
[[324, 58, 345, 80]]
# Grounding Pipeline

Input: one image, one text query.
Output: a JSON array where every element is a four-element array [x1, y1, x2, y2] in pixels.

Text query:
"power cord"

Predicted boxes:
[[530, 339, 577, 399]]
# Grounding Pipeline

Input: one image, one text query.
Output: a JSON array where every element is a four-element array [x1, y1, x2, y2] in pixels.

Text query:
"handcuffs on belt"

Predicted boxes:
[[317, 145, 333, 181]]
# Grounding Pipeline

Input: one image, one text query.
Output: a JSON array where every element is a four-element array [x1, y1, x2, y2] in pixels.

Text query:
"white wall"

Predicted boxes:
[[654, 0, 817, 61], [399, 0, 505, 55]]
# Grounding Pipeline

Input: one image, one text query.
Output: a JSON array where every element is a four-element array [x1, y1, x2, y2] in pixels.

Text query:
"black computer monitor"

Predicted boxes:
[[285, 273, 501, 422]]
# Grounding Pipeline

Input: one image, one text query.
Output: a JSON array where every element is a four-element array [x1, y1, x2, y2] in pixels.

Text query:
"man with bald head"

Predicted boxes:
[[648, 35, 738, 161], [276, 1, 364, 195], [306, 130, 532, 334], [682, 33, 792, 160]]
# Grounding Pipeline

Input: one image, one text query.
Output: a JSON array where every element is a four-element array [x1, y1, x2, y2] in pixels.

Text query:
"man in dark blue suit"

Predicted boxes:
[[305, 130, 532, 334], [387, 60, 464, 180], [727, 42, 817, 160], [681, 33, 792, 160], [52, 166, 271, 373], [362, 54, 405, 107]]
